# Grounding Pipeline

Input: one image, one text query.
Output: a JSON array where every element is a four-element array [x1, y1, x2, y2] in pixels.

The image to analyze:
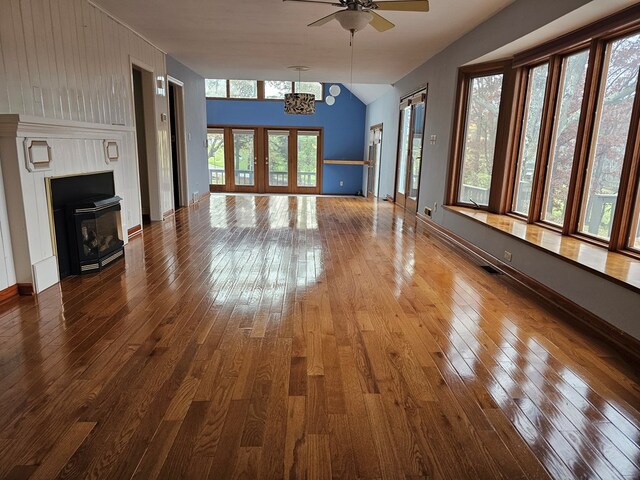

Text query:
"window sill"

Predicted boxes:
[[444, 205, 640, 293]]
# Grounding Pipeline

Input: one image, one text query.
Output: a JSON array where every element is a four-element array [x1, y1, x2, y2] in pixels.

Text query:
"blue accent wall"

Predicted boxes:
[[206, 85, 366, 194]]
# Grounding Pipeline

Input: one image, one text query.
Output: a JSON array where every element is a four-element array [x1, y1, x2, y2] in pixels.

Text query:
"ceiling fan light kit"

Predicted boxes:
[[336, 10, 373, 32]]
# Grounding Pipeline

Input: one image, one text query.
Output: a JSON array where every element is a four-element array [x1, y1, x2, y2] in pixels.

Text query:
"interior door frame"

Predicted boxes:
[[167, 75, 189, 208], [394, 89, 427, 212]]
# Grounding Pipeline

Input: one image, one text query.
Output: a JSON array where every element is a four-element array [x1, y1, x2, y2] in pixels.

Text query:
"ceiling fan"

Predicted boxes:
[[283, 0, 429, 33]]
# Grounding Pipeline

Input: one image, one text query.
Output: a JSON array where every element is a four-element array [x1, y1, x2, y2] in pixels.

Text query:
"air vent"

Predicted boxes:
[[479, 265, 502, 275]]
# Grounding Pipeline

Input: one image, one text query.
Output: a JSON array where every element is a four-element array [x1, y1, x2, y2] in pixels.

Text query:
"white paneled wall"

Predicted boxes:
[[0, 0, 173, 291]]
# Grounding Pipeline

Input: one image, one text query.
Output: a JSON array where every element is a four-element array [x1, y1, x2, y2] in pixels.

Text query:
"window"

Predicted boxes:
[[267, 130, 289, 186], [541, 50, 590, 226], [232, 129, 256, 186], [205, 79, 227, 98], [265, 81, 293, 99], [448, 8, 640, 256], [229, 80, 258, 99], [294, 82, 323, 100], [207, 129, 225, 186], [458, 73, 504, 206], [206, 80, 325, 101], [579, 32, 640, 240], [396, 106, 411, 196], [512, 63, 548, 216]]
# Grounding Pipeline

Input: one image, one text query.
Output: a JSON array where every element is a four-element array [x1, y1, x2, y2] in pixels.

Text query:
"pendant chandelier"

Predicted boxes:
[[284, 66, 316, 115]]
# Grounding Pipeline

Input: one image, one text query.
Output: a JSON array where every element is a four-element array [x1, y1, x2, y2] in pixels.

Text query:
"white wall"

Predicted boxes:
[[365, 0, 640, 341], [364, 89, 400, 200], [0, 0, 173, 291]]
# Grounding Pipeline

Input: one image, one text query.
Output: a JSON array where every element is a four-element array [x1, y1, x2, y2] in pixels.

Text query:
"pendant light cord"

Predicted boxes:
[[350, 30, 355, 96]]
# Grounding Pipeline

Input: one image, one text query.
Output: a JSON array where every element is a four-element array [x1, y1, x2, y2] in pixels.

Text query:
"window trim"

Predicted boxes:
[[447, 5, 640, 257], [447, 60, 512, 210]]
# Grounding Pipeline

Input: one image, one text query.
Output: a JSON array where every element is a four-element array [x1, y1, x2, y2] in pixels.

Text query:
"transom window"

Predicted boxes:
[[206, 79, 324, 101]]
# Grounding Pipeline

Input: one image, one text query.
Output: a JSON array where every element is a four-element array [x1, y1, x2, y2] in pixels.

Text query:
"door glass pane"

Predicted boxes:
[[233, 130, 255, 186], [205, 79, 226, 98], [397, 106, 411, 195], [229, 80, 258, 99], [579, 33, 640, 240], [297, 132, 318, 187], [458, 74, 503, 206], [513, 64, 548, 215], [268, 131, 289, 187], [368, 144, 375, 193], [409, 102, 425, 199], [207, 129, 225, 185], [265, 81, 292, 99], [541, 50, 589, 225]]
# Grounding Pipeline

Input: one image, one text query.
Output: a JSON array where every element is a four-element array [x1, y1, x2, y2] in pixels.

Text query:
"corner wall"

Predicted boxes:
[[365, 0, 640, 341], [166, 56, 209, 202]]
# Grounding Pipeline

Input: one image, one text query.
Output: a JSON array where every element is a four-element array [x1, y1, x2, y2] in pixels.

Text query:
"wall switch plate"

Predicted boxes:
[[430, 134, 437, 145], [192, 191, 199, 203], [504, 251, 512, 262], [339, 181, 344, 187]]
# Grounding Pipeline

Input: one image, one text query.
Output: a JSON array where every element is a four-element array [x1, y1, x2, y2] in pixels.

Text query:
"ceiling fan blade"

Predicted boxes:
[[284, 0, 343, 7], [374, 0, 429, 12], [369, 11, 395, 32], [308, 12, 339, 27]]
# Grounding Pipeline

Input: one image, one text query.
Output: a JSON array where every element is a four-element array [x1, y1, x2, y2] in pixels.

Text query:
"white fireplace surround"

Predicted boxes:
[[0, 114, 139, 293]]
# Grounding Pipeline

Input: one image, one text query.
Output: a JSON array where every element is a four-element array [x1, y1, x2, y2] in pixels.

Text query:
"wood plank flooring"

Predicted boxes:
[[1, 194, 639, 479]]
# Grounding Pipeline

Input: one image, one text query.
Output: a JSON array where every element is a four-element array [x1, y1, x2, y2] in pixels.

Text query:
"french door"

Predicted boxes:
[[207, 126, 322, 194], [395, 90, 427, 211], [367, 124, 383, 197]]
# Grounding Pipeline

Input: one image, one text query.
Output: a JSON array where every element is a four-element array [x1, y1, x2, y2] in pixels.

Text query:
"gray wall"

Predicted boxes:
[[365, 0, 640, 341], [166, 56, 209, 202]]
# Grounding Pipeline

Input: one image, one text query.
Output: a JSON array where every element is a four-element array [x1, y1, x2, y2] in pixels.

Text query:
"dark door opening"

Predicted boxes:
[[169, 83, 181, 209], [132, 66, 151, 224]]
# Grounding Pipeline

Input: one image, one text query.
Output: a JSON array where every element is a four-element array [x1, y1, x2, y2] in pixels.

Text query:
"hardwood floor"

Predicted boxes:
[[1, 194, 639, 479]]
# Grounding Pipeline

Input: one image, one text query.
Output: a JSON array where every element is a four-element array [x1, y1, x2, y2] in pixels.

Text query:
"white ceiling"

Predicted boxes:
[[91, 0, 515, 86]]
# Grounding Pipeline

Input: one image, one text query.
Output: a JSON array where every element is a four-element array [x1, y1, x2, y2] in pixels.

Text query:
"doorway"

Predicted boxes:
[[131, 61, 161, 224], [394, 90, 427, 211], [168, 77, 188, 209], [367, 124, 383, 197], [207, 126, 322, 194], [132, 66, 151, 224]]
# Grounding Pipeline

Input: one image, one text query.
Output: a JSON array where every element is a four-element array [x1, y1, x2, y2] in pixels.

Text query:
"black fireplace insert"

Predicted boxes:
[[66, 195, 125, 275]]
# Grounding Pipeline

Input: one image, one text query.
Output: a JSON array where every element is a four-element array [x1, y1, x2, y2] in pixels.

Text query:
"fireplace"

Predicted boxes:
[[49, 172, 125, 278], [67, 195, 124, 275]]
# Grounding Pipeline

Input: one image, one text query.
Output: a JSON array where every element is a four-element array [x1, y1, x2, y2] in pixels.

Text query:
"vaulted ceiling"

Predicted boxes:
[[91, 0, 515, 85]]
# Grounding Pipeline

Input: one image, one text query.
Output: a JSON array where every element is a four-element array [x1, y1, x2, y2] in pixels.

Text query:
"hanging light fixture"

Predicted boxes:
[[285, 66, 315, 115]]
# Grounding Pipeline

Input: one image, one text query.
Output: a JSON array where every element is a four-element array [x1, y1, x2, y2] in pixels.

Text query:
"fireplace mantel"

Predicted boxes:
[[0, 114, 134, 294]]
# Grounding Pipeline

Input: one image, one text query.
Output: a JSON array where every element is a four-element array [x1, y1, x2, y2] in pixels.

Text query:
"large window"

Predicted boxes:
[[458, 73, 504, 206], [512, 64, 548, 216], [579, 32, 640, 240], [265, 81, 293, 99], [541, 50, 589, 226], [205, 79, 227, 98], [229, 80, 258, 99], [294, 82, 323, 100], [448, 9, 640, 256]]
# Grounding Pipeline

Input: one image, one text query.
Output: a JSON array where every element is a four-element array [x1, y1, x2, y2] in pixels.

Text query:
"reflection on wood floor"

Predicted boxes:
[[0, 194, 639, 479]]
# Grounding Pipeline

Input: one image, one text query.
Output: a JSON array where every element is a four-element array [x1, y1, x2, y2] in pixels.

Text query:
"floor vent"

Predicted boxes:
[[480, 265, 502, 275]]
